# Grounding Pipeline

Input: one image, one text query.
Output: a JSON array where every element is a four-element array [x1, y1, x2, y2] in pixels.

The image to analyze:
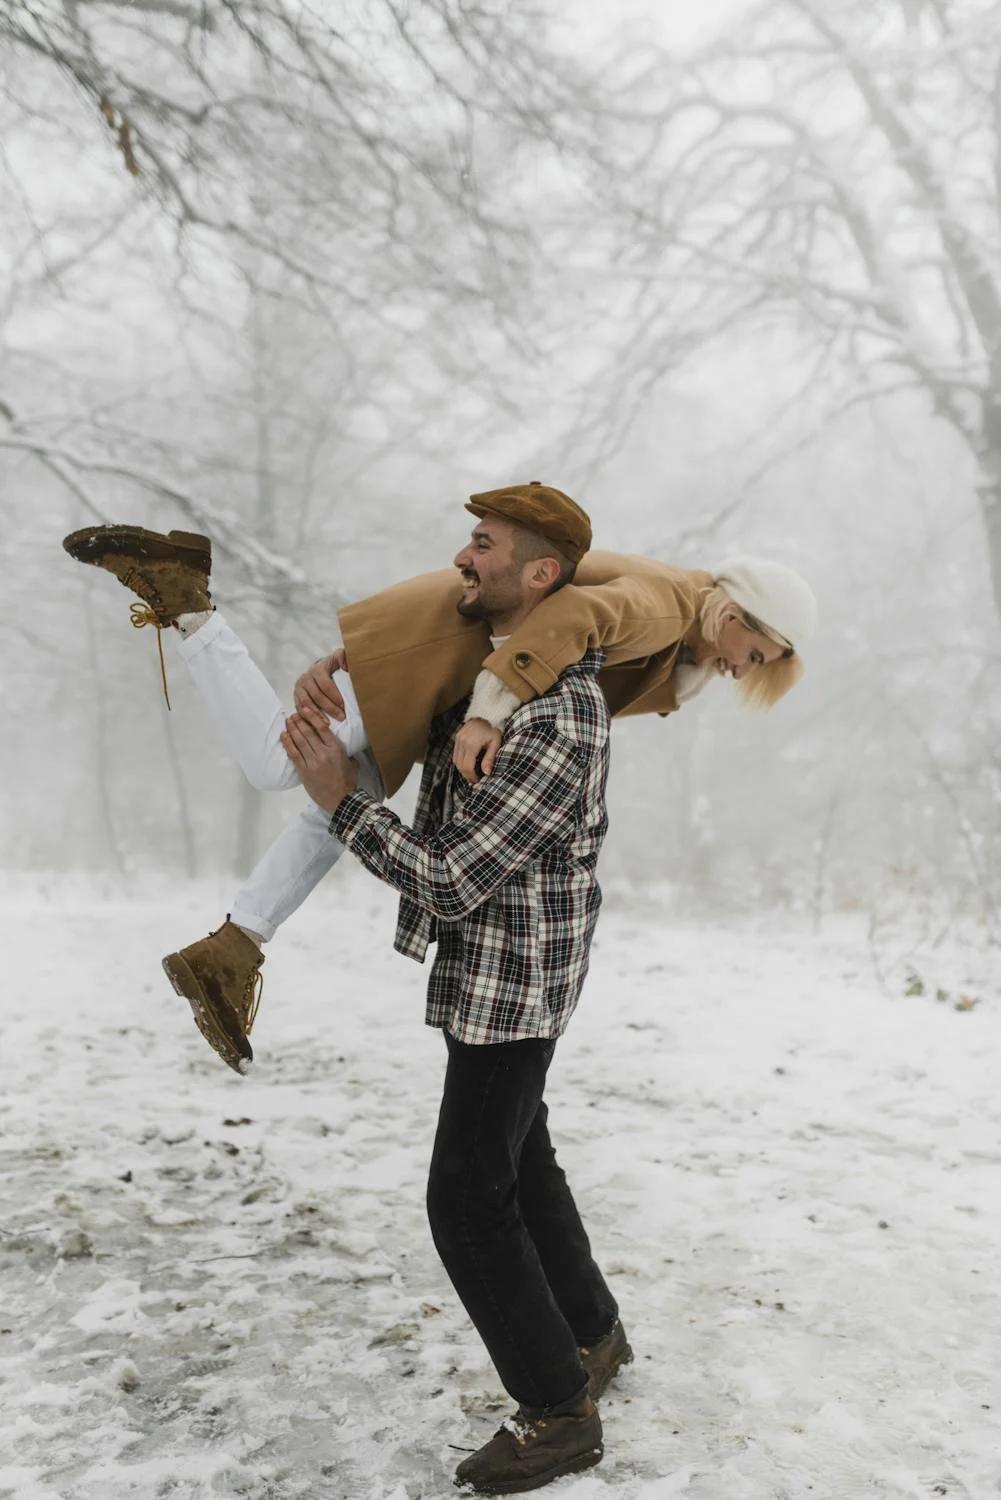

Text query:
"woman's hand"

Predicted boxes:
[[294, 649, 348, 718], [452, 718, 502, 784]]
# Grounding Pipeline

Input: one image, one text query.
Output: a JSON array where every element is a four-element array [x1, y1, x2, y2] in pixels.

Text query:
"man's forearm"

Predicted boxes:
[[330, 722, 585, 922], [330, 791, 493, 921]]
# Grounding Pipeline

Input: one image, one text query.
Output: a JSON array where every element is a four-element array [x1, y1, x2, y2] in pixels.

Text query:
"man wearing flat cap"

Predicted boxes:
[[282, 484, 625, 1492]]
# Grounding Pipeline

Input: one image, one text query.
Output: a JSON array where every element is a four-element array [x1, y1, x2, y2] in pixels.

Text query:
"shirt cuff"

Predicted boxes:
[[328, 788, 375, 844], [464, 669, 523, 730]]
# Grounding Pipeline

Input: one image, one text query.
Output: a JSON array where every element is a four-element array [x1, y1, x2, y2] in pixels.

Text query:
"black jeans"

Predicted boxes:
[[426, 1029, 619, 1416]]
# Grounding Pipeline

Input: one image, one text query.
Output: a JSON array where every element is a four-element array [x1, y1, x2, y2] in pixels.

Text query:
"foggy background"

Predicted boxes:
[[3, 0, 999, 948]]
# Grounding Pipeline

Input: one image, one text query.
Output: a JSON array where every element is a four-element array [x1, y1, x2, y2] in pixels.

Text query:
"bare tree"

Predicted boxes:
[[588, 0, 1001, 616], [0, 0, 602, 589]]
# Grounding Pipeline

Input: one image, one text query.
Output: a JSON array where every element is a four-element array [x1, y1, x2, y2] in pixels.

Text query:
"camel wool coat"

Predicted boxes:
[[337, 550, 714, 798]]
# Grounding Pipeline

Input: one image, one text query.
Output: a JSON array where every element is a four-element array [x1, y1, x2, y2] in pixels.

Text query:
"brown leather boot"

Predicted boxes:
[[62, 525, 213, 706], [162, 920, 264, 1075], [63, 525, 212, 620], [454, 1397, 602, 1494], [579, 1320, 633, 1402]]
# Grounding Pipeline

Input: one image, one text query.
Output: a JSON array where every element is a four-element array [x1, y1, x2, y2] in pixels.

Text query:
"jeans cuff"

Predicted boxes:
[[577, 1313, 620, 1347], [520, 1378, 589, 1422], [229, 904, 277, 944], [172, 607, 227, 657]]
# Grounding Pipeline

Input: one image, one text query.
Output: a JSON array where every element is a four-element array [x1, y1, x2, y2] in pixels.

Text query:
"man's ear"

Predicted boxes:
[[528, 557, 561, 593]]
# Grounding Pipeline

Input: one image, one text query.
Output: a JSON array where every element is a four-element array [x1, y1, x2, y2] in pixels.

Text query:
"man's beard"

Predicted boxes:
[[456, 569, 493, 622], [456, 594, 492, 621], [455, 565, 520, 625]]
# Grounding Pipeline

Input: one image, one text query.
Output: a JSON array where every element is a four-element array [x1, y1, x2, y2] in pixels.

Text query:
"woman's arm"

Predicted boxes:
[[482, 558, 711, 704]]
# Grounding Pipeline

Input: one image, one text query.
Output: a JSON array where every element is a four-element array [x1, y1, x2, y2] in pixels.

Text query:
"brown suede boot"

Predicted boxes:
[[62, 525, 213, 706], [454, 1397, 602, 1494], [579, 1320, 633, 1402], [162, 920, 264, 1075], [63, 525, 212, 620]]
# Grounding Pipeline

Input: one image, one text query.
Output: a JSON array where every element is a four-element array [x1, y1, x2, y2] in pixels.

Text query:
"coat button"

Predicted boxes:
[[515, 652, 531, 668]]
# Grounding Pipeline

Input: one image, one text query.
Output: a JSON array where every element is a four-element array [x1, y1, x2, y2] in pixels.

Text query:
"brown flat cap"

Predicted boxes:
[[466, 480, 592, 564]]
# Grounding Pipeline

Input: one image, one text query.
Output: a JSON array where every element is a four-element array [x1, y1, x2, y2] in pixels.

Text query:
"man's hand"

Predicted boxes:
[[294, 649, 348, 719], [452, 718, 503, 784], [281, 705, 358, 814]]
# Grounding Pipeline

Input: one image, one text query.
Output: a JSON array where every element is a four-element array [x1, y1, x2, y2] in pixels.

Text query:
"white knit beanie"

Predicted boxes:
[[715, 556, 818, 650]]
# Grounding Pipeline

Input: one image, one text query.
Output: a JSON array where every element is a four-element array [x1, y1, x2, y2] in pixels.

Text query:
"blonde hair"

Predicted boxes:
[[698, 583, 804, 712], [737, 651, 804, 710]]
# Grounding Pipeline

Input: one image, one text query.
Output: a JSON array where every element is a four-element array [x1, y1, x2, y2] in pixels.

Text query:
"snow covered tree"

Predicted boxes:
[[0, 0, 610, 867], [594, 0, 1001, 618], [0, 0, 598, 584]]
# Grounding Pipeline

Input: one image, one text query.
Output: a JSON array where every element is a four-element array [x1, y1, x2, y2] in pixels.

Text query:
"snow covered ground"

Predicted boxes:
[[1, 872, 999, 1500]]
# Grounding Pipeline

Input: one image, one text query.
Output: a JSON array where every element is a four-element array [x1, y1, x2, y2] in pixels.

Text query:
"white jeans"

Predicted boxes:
[[175, 611, 384, 941]]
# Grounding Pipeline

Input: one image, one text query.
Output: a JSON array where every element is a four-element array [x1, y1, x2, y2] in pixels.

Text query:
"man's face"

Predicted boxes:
[[453, 515, 528, 626]]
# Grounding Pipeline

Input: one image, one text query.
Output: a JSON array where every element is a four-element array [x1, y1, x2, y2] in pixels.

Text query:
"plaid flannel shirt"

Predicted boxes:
[[330, 650, 610, 1044]]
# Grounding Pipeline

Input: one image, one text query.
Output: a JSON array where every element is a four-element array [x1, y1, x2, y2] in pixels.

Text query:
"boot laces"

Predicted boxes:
[[129, 601, 172, 711], [505, 1412, 546, 1446], [242, 964, 264, 1036]]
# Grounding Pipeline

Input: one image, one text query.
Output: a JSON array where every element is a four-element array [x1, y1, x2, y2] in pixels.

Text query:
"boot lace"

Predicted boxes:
[[242, 964, 264, 1036], [130, 602, 172, 710], [504, 1412, 547, 1446]]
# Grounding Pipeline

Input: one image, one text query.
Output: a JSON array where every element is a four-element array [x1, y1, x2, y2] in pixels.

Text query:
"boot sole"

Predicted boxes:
[[587, 1341, 634, 1402], [63, 525, 211, 572], [162, 952, 252, 1075], [455, 1444, 603, 1495]]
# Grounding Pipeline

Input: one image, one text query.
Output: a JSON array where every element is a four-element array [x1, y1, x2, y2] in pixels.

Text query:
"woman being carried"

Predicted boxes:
[[63, 480, 816, 1073]]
